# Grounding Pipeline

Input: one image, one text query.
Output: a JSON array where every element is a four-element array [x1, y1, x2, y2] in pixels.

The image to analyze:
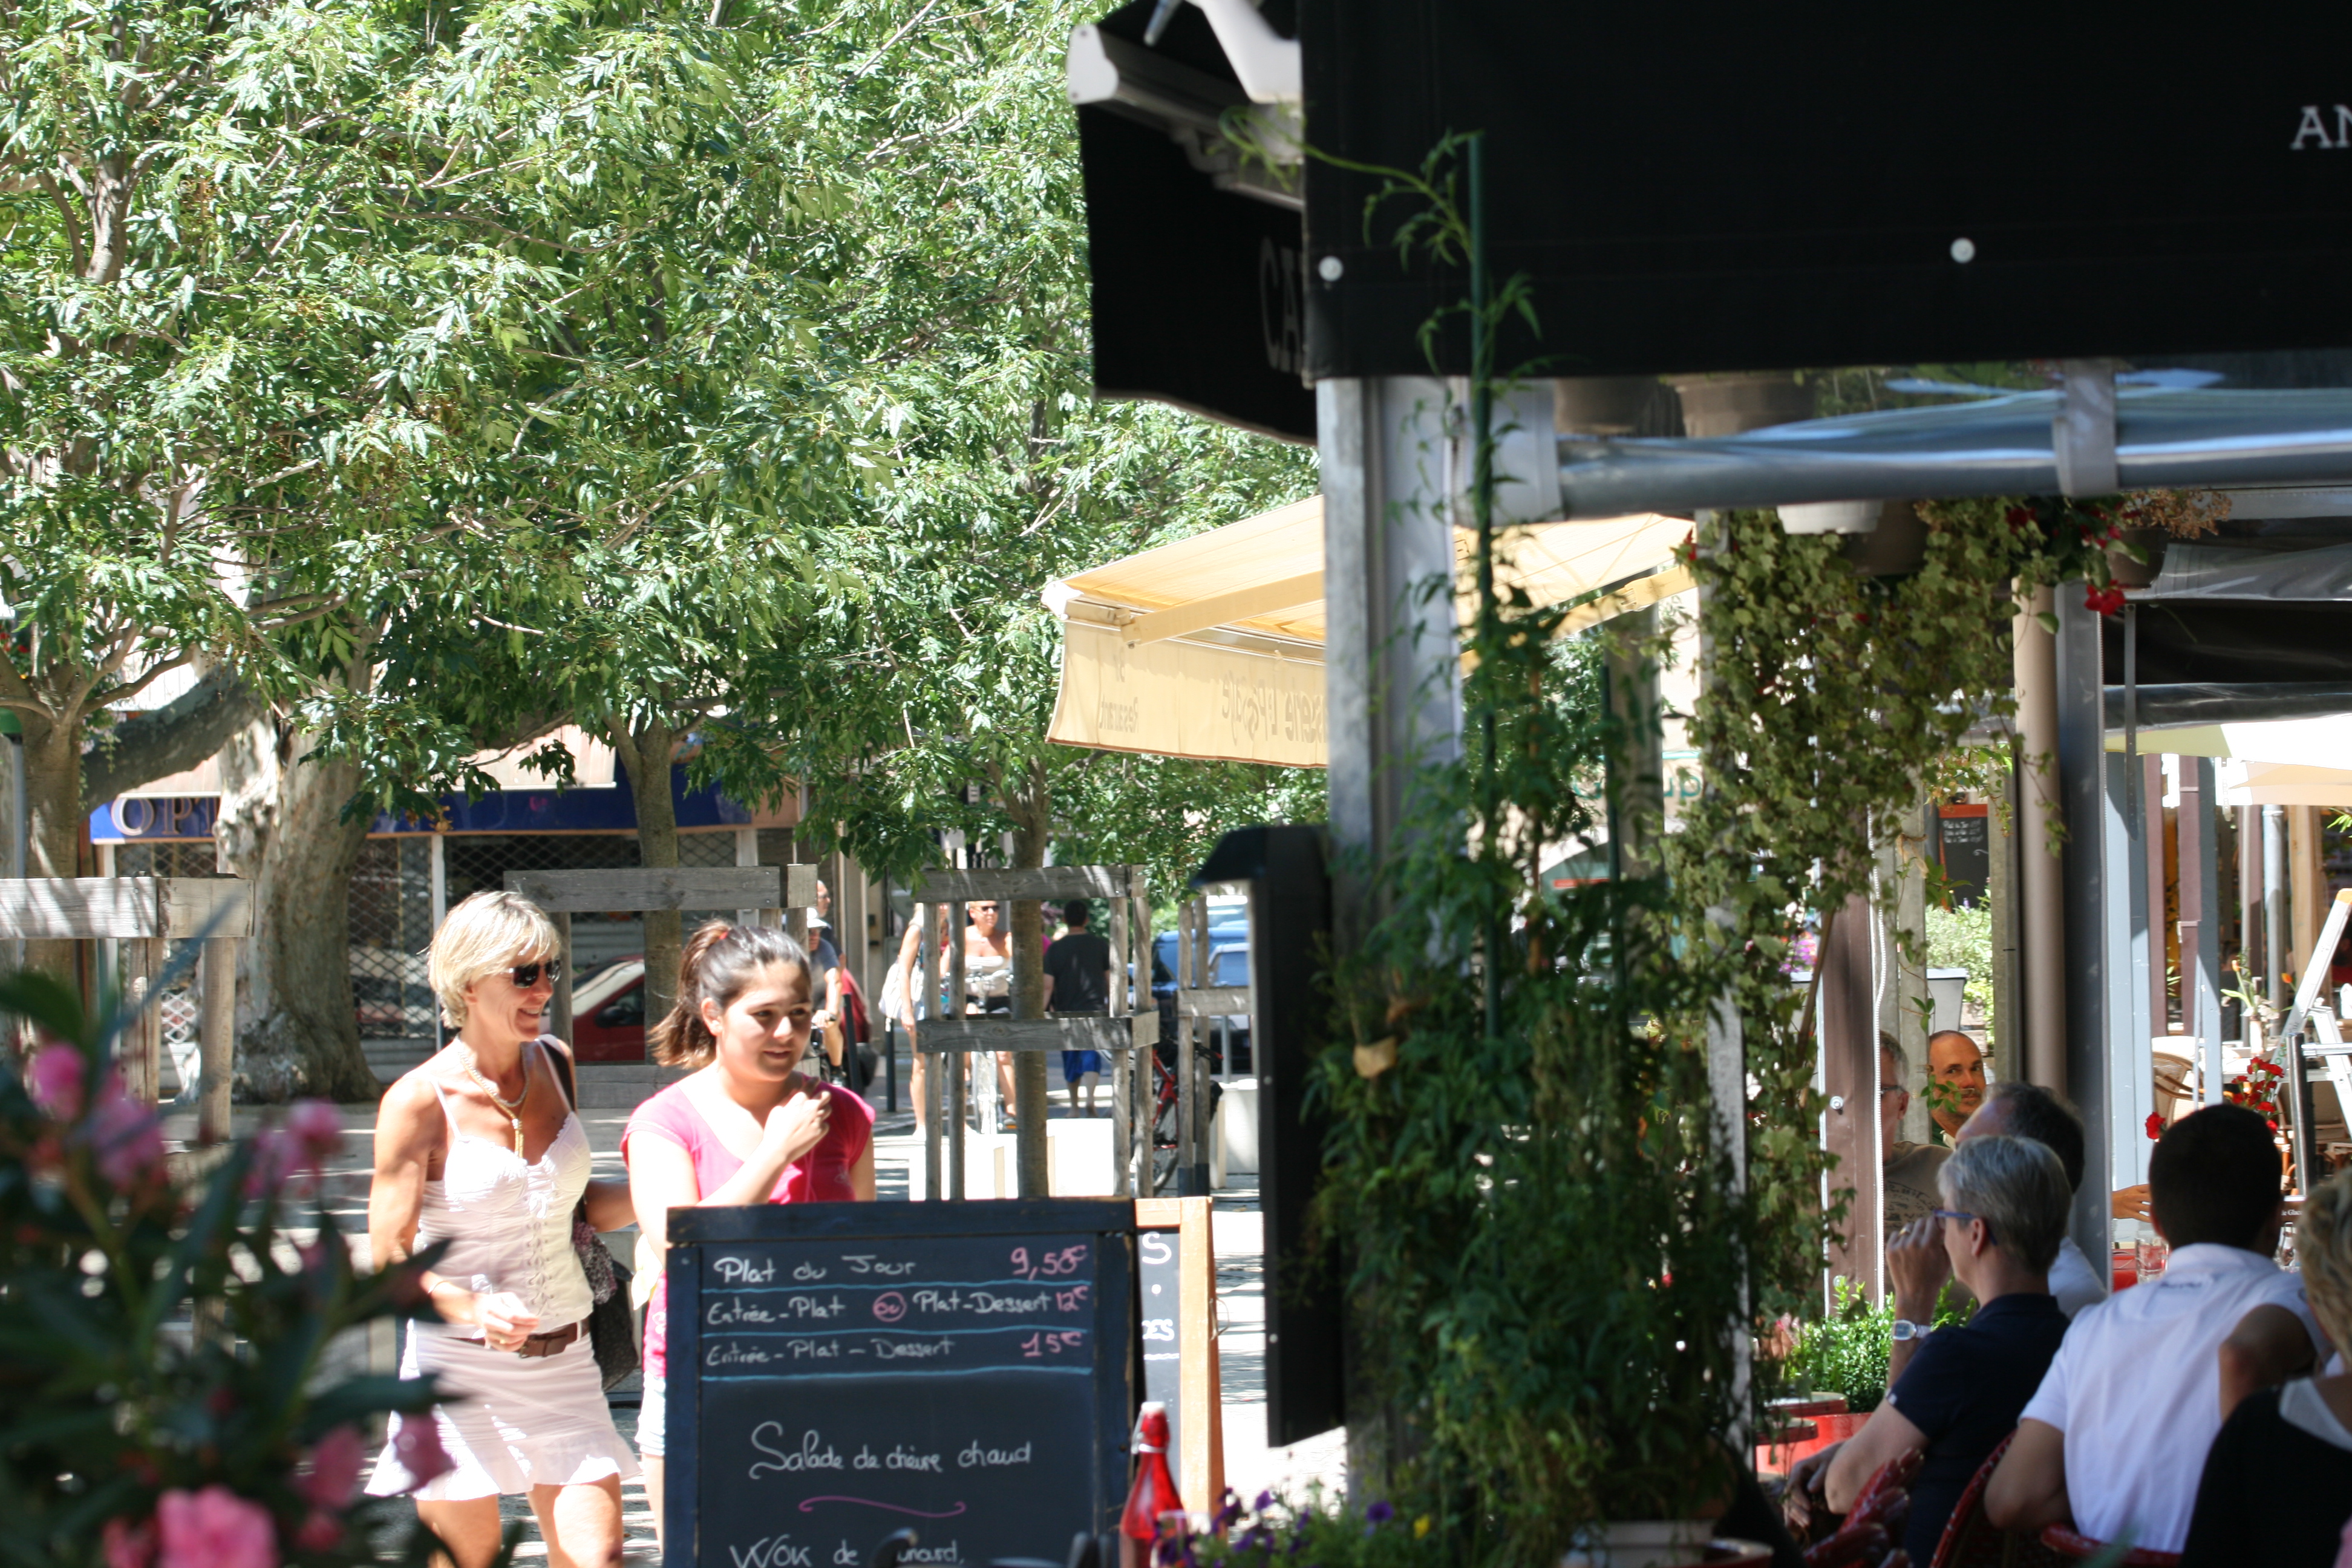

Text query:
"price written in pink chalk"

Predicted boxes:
[[1008, 1245, 1086, 1280], [1019, 1331, 1086, 1359]]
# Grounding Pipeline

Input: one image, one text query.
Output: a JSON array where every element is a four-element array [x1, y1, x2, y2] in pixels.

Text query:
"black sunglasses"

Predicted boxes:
[[1930, 1208, 1996, 1246], [509, 959, 563, 988]]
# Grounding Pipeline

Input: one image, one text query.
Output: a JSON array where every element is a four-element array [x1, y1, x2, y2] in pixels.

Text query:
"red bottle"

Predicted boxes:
[[1118, 1402, 1184, 1568]]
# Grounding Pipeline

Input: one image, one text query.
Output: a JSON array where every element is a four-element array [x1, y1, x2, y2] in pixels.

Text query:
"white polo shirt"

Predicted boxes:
[[2049, 1235, 2107, 1320], [2019, 1243, 2323, 1553]]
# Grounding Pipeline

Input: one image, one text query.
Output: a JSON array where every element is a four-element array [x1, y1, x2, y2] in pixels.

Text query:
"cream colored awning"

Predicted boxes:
[[1045, 499, 1692, 766]]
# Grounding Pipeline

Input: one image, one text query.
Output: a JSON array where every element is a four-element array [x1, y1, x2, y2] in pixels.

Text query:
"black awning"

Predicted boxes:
[[1076, 1, 1313, 442], [1295, 3, 2352, 381], [2103, 601, 2352, 687]]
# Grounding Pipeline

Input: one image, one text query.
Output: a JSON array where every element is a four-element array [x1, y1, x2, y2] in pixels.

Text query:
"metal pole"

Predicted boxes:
[[875, 879, 889, 1109], [2055, 592, 2113, 1272], [428, 831, 448, 1052], [2178, 759, 2224, 1106], [1318, 375, 1465, 952], [1109, 878, 1131, 1198], [948, 898, 967, 1200], [919, 903, 939, 1201], [1468, 130, 1501, 1045], [2265, 806, 2289, 1015], [2109, 753, 2155, 1199]]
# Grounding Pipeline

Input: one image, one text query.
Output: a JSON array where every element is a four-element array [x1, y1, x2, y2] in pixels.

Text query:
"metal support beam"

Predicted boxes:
[[1319, 376, 1463, 942], [2143, 756, 2167, 1042], [2054, 360, 2120, 497], [2265, 806, 2290, 1014], [2055, 594, 2113, 1269], [2108, 753, 2155, 1197], [2179, 759, 2225, 1106]]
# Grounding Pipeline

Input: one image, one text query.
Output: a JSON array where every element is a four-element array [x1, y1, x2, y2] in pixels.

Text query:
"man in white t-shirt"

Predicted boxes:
[[1959, 1082, 2106, 1319], [1987, 1103, 2327, 1554]]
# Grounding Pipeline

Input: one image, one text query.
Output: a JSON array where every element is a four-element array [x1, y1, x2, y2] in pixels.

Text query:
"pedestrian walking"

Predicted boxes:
[[622, 921, 877, 1552], [1044, 899, 1112, 1116], [364, 891, 641, 1568]]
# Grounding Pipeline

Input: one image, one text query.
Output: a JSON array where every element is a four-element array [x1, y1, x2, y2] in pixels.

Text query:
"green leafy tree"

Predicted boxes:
[[746, 0, 1322, 886], [0, 0, 546, 1083]]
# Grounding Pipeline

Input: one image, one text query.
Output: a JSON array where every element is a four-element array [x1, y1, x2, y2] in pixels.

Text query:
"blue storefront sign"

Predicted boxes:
[[90, 763, 762, 843]]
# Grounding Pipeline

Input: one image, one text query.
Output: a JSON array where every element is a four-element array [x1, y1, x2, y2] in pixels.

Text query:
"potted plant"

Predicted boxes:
[[1289, 554, 1772, 1566], [0, 965, 453, 1567]]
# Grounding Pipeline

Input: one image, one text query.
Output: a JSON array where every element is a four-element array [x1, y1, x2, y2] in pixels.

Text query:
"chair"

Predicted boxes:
[[1803, 1451, 1922, 1568], [2036, 1526, 2181, 1567], [1928, 1432, 2065, 1568]]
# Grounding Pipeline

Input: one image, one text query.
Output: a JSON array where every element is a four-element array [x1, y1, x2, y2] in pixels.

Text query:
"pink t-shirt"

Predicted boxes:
[[621, 1077, 875, 1376]]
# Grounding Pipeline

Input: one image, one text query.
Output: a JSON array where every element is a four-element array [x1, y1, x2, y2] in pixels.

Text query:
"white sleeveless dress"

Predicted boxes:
[[365, 1041, 639, 1500]]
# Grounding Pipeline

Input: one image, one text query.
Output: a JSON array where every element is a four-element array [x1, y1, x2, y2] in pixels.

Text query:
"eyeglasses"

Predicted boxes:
[[1930, 1209, 1996, 1246], [508, 959, 563, 988]]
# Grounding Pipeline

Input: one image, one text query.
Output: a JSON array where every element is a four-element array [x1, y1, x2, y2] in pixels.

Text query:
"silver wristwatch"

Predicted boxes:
[[1891, 1319, 1934, 1342]]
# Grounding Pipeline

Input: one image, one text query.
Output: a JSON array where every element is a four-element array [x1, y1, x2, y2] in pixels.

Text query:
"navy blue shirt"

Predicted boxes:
[[1044, 930, 1112, 1014], [1884, 1292, 2069, 1564]]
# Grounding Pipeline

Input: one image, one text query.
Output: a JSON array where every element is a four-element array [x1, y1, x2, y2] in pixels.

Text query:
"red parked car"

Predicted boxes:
[[570, 956, 647, 1062]]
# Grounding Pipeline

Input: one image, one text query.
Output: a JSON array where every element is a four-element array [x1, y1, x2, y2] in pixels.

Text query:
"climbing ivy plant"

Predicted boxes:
[[1663, 494, 2125, 1323]]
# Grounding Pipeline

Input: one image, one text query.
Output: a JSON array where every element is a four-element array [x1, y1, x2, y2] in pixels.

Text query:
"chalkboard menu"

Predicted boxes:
[[1135, 1228, 1181, 1457], [665, 1200, 1136, 1568], [1936, 806, 1991, 907]]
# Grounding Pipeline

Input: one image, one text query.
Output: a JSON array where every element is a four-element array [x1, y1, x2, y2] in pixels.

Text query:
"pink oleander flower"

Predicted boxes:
[[284, 1099, 345, 1165], [298, 1426, 368, 1511], [90, 1079, 166, 1189], [390, 1416, 454, 1489], [103, 1516, 157, 1568], [294, 1510, 341, 1552], [244, 1127, 296, 1198], [27, 1045, 86, 1120], [246, 1101, 347, 1200], [156, 1485, 276, 1568]]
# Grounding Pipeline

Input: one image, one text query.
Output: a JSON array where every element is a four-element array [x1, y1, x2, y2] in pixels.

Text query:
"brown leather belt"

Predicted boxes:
[[513, 1321, 584, 1358]]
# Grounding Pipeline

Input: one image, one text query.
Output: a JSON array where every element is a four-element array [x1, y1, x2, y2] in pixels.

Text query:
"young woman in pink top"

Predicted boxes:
[[621, 921, 877, 1547]]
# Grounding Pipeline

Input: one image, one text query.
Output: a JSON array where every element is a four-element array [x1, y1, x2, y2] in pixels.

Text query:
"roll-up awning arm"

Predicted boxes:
[[1557, 388, 2352, 517]]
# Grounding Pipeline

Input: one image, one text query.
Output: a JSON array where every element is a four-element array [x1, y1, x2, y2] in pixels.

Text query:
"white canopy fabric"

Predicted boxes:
[[1045, 498, 1691, 766], [2105, 714, 2352, 806]]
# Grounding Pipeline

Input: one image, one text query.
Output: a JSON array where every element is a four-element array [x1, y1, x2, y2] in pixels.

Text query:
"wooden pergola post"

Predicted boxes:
[[908, 865, 1157, 1200]]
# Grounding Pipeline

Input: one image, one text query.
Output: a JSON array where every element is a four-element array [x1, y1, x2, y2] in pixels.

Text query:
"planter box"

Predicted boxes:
[[1753, 1410, 1867, 1477]]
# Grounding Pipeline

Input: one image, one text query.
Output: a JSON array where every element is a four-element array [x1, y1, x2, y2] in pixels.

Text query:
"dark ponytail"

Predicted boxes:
[[648, 920, 815, 1068]]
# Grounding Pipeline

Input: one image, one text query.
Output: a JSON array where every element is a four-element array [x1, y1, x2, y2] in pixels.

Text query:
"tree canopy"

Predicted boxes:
[[3, 0, 1323, 1088]]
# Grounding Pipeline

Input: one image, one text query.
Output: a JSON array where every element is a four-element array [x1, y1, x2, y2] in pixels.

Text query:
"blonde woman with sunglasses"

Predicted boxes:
[[365, 891, 640, 1568]]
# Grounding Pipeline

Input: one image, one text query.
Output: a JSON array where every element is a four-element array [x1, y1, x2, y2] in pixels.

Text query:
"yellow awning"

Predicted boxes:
[[1045, 499, 1692, 766]]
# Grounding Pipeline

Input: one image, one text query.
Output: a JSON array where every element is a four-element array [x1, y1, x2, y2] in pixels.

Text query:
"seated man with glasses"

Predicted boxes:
[[1880, 1034, 1949, 1233], [1823, 1135, 2074, 1566], [1987, 1103, 2324, 1556]]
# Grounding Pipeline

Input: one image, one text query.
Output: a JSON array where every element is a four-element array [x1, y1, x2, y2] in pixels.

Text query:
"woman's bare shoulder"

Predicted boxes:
[[376, 1062, 452, 1137]]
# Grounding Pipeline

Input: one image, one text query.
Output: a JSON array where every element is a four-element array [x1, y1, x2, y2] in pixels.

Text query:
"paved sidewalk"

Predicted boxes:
[[245, 1091, 1343, 1562]]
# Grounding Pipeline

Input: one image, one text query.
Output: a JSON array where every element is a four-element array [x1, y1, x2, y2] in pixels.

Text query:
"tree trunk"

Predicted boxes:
[[1003, 758, 1051, 1195], [609, 717, 683, 1037], [17, 703, 89, 985], [215, 714, 379, 1102]]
